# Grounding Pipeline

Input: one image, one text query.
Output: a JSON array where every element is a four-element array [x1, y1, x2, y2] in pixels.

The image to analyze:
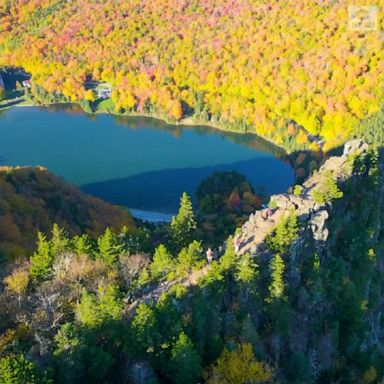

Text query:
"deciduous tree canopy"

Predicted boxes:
[[1, 0, 383, 149]]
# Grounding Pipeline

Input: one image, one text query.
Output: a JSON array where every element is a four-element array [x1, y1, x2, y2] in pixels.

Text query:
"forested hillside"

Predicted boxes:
[[1, 141, 384, 383], [1, 0, 383, 150], [0, 166, 136, 260]]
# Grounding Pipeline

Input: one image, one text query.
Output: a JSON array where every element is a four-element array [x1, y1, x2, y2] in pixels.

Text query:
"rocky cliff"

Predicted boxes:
[[231, 140, 384, 380], [235, 140, 372, 256]]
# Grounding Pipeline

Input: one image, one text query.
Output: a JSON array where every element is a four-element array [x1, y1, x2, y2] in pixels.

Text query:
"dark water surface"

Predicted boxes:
[[0, 106, 294, 218]]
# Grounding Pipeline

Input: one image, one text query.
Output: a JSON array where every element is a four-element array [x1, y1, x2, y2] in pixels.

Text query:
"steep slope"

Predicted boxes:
[[235, 139, 371, 255], [0, 166, 136, 260], [126, 140, 384, 381], [0, 141, 383, 383], [225, 140, 384, 381]]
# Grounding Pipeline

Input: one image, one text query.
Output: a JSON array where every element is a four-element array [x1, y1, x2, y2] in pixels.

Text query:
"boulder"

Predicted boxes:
[[310, 210, 329, 241], [343, 139, 369, 156]]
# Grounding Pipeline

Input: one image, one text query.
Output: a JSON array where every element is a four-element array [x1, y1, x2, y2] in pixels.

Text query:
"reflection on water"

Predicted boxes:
[[0, 106, 294, 214]]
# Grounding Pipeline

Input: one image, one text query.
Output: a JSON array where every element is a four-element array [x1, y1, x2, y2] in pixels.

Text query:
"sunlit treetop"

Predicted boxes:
[[1, 0, 383, 150]]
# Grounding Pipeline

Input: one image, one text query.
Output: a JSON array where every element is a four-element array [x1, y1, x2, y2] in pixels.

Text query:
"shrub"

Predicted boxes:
[[312, 171, 343, 204]]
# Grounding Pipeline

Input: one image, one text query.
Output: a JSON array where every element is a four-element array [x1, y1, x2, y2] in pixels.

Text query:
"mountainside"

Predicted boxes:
[[1, 1, 383, 150], [229, 140, 384, 381], [235, 140, 377, 255], [0, 166, 136, 260], [1, 141, 383, 383]]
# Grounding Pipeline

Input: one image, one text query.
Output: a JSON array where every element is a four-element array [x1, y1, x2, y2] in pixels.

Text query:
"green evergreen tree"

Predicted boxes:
[[53, 323, 84, 383], [219, 236, 238, 271], [76, 290, 100, 327], [97, 228, 123, 266], [76, 283, 122, 327], [30, 232, 53, 282], [266, 211, 298, 254], [50, 224, 70, 258], [150, 244, 174, 281], [312, 170, 343, 204], [176, 241, 203, 275], [97, 283, 122, 321], [0, 354, 51, 384], [132, 304, 159, 351], [235, 253, 258, 284], [167, 332, 202, 384], [73, 234, 93, 256], [268, 254, 285, 301], [170, 193, 196, 251]]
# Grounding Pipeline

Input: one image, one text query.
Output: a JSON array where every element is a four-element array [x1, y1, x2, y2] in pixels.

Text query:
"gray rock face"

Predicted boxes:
[[235, 140, 369, 256], [310, 210, 329, 241], [343, 139, 369, 156]]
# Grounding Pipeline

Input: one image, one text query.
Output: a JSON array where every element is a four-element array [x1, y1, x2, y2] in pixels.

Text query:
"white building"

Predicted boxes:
[[97, 88, 111, 99]]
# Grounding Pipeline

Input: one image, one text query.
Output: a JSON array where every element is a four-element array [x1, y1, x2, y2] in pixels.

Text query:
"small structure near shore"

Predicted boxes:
[[22, 79, 31, 88], [98, 88, 111, 99]]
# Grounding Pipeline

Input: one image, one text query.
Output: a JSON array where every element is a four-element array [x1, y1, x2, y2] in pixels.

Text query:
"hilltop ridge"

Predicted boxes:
[[235, 139, 371, 256], [0, 166, 136, 260]]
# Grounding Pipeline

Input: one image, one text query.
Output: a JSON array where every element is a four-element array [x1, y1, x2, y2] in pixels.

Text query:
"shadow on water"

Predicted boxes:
[[81, 157, 294, 214]]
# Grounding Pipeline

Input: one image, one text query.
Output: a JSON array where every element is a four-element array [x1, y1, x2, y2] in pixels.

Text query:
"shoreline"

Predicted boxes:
[[1, 101, 298, 224], [129, 208, 173, 223], [5, 99, 288, 156]]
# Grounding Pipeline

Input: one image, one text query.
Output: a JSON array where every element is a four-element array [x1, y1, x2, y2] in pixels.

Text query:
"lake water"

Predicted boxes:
[[0, 105, 294, 220]]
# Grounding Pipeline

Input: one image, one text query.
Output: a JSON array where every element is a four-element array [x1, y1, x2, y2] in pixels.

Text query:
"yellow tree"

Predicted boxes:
[[4, 267, 30, 305], [170, 99, 183, 121], [84, 89, 95, 102], [205, 343, 273, 384]]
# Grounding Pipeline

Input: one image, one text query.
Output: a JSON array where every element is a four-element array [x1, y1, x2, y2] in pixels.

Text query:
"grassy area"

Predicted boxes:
[[96, 98, 114, 111]]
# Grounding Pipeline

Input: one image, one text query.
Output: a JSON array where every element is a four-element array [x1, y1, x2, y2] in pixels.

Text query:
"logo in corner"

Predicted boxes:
[[349, 6, 378, 31]]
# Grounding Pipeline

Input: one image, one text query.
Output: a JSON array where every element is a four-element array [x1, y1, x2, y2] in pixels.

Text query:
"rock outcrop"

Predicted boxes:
[[235, 139, 370, 256]]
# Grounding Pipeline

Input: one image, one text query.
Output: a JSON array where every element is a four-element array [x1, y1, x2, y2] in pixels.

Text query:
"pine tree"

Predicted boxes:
[[219, 236, 238, 271], [76, 284, 122, 327], [50, 224, 70, 258], [73, 234, 93, 256], [0, 354, 51, 384], [132, 304, 159, 350], [176, 241, 203, 275], [76, 290, 100, 327], [170, 193, 196, 251], [236, 253, 258, 284], [268, 254, 285, 301], [266, 211, 298, 254], [97, 228, 123, 266], [97, 283, 122, 321], [150, 244, 174, 281], [167, 332, 202, 384], [30, 232, 53, 282]]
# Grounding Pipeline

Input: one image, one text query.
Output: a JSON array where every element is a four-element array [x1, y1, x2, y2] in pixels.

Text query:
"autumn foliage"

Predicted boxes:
[[0, 166, 135, 260], [0, 0, 383, 149]]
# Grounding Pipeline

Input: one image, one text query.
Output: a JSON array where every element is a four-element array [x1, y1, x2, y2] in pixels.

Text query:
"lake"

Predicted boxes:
[[0, 105, 294, 220]]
